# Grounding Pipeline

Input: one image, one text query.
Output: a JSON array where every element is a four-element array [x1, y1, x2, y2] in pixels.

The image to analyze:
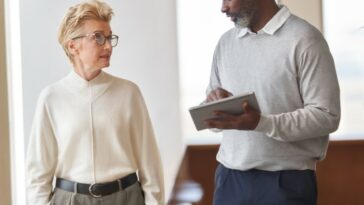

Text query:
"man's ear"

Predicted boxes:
[[68, 40, 79, 56]]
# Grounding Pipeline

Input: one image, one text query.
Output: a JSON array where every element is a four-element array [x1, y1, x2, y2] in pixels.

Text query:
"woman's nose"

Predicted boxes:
[[104, 40, 112, 50]]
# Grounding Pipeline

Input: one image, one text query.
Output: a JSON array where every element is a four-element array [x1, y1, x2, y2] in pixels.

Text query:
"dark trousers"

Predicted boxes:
[[213, 164, 317, 205]]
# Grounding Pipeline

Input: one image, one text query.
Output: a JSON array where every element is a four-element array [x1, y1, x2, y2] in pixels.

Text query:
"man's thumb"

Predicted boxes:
[[242, 101, 250, 113]]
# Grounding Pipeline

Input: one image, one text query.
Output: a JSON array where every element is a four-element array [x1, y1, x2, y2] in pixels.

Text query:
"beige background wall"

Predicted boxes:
[[280, 0, 323, 31], [0, 0, 12, 204]]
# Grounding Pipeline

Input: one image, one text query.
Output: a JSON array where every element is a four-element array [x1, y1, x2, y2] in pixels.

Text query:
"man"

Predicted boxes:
[[204, 0, 340, 204]]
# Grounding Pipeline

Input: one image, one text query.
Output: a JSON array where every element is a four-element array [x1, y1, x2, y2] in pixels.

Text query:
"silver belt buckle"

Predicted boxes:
[[89, 183, 102, 198]]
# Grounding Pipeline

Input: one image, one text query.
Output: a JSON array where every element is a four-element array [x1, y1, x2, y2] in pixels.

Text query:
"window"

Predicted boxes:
[[323, 0, 364, 139], [177, 0, 232, 144]]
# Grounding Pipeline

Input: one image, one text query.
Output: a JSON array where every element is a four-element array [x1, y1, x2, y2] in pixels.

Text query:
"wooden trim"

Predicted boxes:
[[187, 144, 220, 151], [0, 0, 12, 204], [329, 139, 364, 146]]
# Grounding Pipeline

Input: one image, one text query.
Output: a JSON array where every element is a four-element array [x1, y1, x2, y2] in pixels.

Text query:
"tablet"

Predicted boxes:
[[189, 92, 260, 131]]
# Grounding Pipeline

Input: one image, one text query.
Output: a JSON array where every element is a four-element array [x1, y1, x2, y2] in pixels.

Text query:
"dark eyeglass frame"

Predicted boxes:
[[72, 32, 119, 47]]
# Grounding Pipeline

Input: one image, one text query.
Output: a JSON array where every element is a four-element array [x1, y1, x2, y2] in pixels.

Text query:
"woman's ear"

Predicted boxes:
[[68, 40, 79, 56]]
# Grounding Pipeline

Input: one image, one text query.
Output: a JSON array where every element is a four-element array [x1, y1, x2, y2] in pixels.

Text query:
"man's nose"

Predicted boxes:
[[221, 2, 229, 13]]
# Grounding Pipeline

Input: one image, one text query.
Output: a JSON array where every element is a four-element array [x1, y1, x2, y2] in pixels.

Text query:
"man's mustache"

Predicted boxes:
[[226, 12, 240, 18]]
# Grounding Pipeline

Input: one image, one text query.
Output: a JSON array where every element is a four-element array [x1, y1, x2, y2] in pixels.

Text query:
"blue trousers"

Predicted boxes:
[[213, 164, 317, 205]]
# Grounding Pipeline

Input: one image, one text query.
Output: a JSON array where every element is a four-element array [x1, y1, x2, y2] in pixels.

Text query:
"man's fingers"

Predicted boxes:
[[206, 94, 214, 102], [242, 101, 256, 113], [204, 119, 234, 129], [216, 88, 232, 99], [206, 87, 233, 103], [213, 111, 233, 120], [216, 91, 229, 99], [206, 92, 218, 102]]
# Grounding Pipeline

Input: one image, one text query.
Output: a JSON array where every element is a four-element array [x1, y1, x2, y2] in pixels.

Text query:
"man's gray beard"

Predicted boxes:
[[234, 16, 251, 28]]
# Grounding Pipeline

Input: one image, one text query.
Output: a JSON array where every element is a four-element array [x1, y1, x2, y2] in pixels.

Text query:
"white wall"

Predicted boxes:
[[19, 0, 183, 200], [280, 0, 322, 31]]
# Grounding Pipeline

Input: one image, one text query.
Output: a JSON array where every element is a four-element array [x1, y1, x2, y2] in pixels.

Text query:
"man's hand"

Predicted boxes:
[[206, 87, 233, 102], [204, 101, 261, 130]]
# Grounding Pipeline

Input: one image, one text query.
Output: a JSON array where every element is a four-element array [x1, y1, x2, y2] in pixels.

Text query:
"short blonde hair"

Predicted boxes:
[[58, 0, 113, 61]]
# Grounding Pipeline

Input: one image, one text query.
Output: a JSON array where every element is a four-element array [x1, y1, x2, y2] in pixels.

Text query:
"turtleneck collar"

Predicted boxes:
[[61, 69, 113, 102]]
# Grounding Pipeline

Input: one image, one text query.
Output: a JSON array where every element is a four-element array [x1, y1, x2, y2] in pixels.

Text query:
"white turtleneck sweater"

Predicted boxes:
[[26, 70, 165, 205]]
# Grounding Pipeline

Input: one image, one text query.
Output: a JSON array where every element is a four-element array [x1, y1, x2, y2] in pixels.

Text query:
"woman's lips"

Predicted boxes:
[[100, 55, 110, 59]]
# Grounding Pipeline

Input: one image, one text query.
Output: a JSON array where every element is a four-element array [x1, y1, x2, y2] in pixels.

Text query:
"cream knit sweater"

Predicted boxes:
[[26, 70, 164, 205]]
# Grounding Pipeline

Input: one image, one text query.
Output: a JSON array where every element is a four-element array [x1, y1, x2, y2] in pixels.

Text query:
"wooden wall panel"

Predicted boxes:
[[171, 140, 364, 205], [316, 140, 364, 205], [186, 145, 219, 205]]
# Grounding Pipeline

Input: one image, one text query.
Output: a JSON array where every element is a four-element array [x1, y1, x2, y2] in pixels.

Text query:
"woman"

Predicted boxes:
[[26, 1, 165, 204]]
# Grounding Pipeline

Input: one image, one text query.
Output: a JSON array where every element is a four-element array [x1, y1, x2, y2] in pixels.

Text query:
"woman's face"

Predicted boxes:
[[71, 19, 113, 73]]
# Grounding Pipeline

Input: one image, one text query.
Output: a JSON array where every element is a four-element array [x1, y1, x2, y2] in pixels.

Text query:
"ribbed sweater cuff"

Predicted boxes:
[[254, 114, 272, 135]]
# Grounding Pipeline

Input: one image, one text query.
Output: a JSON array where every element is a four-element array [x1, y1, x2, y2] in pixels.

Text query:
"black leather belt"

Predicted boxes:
[[55, 173, 138, 197]]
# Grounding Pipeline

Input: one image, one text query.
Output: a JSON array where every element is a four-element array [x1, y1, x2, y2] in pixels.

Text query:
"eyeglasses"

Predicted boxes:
[[72, 32, 119, 47]]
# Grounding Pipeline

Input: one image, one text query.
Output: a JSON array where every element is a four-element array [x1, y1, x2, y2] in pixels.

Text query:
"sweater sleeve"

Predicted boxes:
[[129, 86, 165, 205], [26, 91, 58, 205], [255, 40, 341, 142]]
